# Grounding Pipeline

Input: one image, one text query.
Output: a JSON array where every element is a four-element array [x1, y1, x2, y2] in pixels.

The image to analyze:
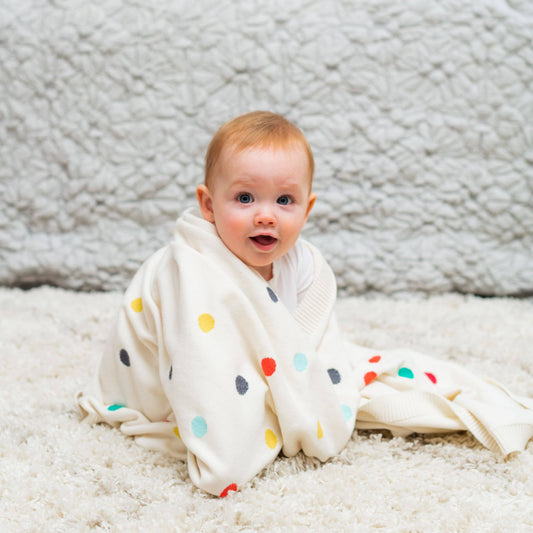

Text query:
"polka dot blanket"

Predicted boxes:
[[77, 209, 533, 497]]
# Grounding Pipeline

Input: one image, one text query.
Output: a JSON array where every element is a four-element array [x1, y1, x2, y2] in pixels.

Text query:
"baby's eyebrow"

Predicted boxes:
[[228, 176, 256, 189], [228, 175, 304, 194]]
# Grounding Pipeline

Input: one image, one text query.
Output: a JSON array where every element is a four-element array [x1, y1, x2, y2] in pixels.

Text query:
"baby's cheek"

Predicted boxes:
[[215, 210, 250, 255], [222, 211, 248, 236], [283, 214, 306, 242]]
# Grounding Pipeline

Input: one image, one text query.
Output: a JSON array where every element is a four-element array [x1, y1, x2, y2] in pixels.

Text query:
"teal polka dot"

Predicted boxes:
[[191, 416, 207, 438], [398, 367, 414, 379], [293, 352, 308, 372], [341, 404, 352, 421], [108, 404, 125, 411]]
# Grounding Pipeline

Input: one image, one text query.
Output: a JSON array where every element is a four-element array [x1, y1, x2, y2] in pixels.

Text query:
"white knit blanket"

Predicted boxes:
[[76, 210, 533, 498], [77, 209, 360, 497], [1, 287, 532, 530]]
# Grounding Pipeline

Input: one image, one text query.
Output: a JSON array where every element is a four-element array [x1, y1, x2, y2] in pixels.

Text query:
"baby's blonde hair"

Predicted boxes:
[[204, 111, 315, 189]]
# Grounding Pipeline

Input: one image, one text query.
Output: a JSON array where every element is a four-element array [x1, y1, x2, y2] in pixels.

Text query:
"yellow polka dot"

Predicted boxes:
[[265, 429, 278, 449], [130, 298, 143, 313], [173, 426, 181, 439], [317, 421, 324, 440], [198, 313, 215, 332]]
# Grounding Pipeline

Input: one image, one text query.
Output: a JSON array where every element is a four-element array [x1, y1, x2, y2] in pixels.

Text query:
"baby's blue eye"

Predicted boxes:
[[277, 195, 292, 206], [238, 193, 253, 204]]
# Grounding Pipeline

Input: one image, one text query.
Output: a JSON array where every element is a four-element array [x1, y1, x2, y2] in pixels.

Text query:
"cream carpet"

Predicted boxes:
[[1, 287, 532, 532]]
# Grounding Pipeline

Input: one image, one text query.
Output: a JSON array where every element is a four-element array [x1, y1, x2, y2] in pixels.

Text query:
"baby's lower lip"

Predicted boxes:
[[250, 235, 278, 251]]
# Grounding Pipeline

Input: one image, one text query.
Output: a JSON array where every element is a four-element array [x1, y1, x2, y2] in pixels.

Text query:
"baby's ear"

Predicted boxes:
[[196, 185, 215, 223], [305, 193, 317, 219]]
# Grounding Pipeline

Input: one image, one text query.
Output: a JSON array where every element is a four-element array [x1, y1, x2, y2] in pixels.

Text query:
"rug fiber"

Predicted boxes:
[[1, 287, 532, 532]]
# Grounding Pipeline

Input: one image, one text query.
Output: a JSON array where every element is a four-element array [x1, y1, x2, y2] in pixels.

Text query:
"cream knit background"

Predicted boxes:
[[1, 0, 532, 295]]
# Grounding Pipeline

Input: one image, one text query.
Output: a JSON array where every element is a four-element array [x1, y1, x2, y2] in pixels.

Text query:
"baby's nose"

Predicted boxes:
[[254, 208, 276, 226]]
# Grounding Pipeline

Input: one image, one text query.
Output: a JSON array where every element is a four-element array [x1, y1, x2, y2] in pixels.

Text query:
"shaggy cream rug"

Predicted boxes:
[[1, 287, 532, 532]]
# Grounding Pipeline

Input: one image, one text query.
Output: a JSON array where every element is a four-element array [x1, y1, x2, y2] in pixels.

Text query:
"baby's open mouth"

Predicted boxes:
[[251, 235, 277, 246]]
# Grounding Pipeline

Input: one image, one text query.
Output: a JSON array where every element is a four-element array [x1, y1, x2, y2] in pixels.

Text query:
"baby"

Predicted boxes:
[[196, 110, 317, 307], [78, 111, 533, 498]]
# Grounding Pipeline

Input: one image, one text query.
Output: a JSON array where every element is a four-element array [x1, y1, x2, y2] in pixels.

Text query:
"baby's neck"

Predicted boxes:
[[253, 263, 273, 281]]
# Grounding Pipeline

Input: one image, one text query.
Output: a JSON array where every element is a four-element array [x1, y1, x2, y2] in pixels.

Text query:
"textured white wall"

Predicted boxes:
[[1, 0, 532, 295]]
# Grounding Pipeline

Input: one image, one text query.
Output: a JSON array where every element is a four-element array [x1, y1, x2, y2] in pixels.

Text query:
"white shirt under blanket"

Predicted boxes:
[[269, 239, 314, 314], [77, 208, 533, 497]]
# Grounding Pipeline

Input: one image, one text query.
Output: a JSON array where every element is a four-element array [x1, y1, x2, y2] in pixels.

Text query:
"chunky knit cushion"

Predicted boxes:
[[1, 0, 532, 295]]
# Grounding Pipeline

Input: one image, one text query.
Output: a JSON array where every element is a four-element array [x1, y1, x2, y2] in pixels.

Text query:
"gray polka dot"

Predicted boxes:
[[267, 287, 278, 303], [328, 368, 341, 384], [120, 349, 130, 367], [235, 375, 249, 395]]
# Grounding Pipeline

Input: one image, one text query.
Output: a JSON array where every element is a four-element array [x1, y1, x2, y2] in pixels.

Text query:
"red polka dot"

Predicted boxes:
[[220, 483, 238, 498], [364, 371, 377, 385], [425, 372, 437, 384], [369, 355, 381, 363], [261, 357, 277, 377]]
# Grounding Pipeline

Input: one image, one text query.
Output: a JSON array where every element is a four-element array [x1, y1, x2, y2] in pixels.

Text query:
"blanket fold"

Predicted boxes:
[[77, 208, 533, 496]]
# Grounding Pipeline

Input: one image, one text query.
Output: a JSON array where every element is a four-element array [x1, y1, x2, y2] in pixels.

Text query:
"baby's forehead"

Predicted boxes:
[[207, 138, 314, 192], [221, 143, 309, 171], [223, 142, 311, 174], [213, 143, 313, 192]]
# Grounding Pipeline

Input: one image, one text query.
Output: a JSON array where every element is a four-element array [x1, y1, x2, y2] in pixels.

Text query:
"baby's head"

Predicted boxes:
[[203, 111, 315, 190], [197, 111, 316, 280]]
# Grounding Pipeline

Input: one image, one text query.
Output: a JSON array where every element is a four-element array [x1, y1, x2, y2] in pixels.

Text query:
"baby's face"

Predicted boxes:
[[197, 144, 316, 280]]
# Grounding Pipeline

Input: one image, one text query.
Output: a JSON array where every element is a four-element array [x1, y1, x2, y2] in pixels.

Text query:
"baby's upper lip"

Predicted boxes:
[[250, 233, 278, 242]]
